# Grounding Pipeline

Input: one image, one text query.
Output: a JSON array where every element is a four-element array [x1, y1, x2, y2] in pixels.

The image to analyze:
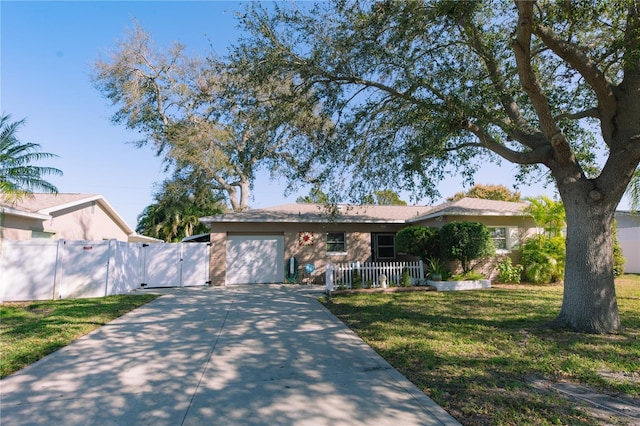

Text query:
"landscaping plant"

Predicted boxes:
[[439, 221, 495, 273], [395, 225, 440, 261], [496, 257, 524, 284], [521, 235, 565, 284], [400, 268, 412, 287]]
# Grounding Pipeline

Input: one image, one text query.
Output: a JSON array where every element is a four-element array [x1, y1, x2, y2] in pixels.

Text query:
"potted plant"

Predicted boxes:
[[427, 257, 446, 281]]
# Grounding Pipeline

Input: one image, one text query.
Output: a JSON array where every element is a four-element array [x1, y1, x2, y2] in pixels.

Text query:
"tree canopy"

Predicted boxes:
[[228, 0, 640, 333], [447, 184, 521, 202], [0, 114, 61, 201], [92, 24, 328, 211]]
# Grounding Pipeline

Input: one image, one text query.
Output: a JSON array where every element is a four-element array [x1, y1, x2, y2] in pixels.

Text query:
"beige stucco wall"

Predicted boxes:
[[1, 202, 130, 242], [48, 202, 128, 241], [0, 214, 35, 240]]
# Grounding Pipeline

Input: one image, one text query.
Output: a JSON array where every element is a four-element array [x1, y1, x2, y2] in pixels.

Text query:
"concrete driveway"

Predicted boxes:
[[0, 285, 459, 425]]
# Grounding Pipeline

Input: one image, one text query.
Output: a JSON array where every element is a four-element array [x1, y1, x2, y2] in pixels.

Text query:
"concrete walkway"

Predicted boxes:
[[1, 285, 460, 426]]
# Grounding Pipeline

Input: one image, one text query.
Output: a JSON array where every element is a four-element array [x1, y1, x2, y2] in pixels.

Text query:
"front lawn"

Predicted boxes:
[[0, 293, 160, 378], [322, 275, 640, 425]]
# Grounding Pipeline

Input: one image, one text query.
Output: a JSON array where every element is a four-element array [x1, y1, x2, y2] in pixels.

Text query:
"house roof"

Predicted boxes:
[[200, 203, 433, 224], [200, 198, 530, 225], [0, 193, 102, 214], [409, 197, 529, 222], [0, 193, 161, 242]]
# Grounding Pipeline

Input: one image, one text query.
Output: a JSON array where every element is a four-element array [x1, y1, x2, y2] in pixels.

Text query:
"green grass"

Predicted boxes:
[[0, 294, 160, 378], [322, 275, 640, 425]]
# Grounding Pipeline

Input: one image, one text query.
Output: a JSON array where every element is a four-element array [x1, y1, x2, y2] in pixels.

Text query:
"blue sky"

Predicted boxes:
[[2, 1, 630, 229]]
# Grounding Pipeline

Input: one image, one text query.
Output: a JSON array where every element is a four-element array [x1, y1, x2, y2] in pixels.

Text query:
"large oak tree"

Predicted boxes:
[[230, 0, 640, 333], [93, 24, 327, 211]]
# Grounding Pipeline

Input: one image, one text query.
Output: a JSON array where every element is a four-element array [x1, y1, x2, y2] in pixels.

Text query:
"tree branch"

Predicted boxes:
[[554, 108, 600, 121], [533, 24, 617, 144], [462, 120, 552, 165], [513, 1, 576, 166]]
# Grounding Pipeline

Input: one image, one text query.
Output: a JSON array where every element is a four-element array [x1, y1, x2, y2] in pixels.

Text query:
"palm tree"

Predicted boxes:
[[524, 195, 566, 237], [625, 168, 640, 212], [0, 114, 62, 200], [136, 173, 225, 241]]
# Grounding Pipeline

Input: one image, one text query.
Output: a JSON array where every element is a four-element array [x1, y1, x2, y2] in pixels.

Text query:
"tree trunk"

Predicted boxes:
[[225, 179, 250, 212], [552, 192, 620, 333]]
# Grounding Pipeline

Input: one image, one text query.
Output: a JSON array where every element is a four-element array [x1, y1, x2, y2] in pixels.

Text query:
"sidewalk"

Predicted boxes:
[[0, 285, 460, 426]]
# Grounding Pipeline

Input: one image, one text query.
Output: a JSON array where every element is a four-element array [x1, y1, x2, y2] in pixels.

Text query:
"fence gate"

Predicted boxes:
[[0, 239, 211, 302], [141, 243, 210, 289]]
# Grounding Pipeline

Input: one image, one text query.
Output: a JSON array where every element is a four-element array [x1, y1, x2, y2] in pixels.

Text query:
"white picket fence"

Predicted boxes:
[[325, 260, 424, 291], [0, 239, 210, 302]]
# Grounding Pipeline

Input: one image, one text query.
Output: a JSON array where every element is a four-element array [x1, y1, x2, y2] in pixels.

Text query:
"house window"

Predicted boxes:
[[31, 230, 55, 239], [375, 234, 395, 259], [326, 232, 346, 253], [490, 227, 508, 250]]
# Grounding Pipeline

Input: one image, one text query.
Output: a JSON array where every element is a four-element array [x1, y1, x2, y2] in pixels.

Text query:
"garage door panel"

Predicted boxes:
[[226, 235, 283, 284]]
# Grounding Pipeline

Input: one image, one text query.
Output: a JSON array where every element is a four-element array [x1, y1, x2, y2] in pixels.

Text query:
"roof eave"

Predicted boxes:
[[0, 206, 51, 220], [408, 210, 530, 222]]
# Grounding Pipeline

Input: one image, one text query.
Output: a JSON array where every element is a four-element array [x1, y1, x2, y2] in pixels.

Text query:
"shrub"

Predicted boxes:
[[521, 235, 565, 284], [496, 257, 523, 284], [440, 221, 495, 273], [395, 226, 440, 260], [400, 268, 412, 287], [351, 269, 363, 289]]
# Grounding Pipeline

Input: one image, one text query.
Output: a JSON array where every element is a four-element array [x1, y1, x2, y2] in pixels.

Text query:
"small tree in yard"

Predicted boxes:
[[440, 222, 495, 274], [395, 226, 440, 261]]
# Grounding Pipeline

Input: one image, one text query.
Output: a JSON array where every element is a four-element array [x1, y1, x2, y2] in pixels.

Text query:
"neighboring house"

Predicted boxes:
[[0, 193, 160, 243], [616, 211, 640, 274], [200, 197, 538, 285]]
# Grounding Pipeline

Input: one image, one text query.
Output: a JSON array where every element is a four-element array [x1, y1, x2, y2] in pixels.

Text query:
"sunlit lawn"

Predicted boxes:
[[0, 294, 160, 378], [322, 275, 640, 425]]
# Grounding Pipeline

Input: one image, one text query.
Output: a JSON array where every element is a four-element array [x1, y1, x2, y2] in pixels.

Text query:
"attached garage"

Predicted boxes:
[[226, 235, 284, 284]]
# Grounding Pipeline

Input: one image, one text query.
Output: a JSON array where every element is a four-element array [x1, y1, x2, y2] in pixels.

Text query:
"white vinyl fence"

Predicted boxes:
[[325, 260, 424, 291], [0, 239, 210, 302]]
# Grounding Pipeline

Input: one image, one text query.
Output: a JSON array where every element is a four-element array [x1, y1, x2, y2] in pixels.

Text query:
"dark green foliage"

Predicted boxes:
[[521, 236, 566, 284], [296, 186, 330, 204], [439, 222, 495, 273], [395, 226, 440, 261], [136, 170, 225, 242]]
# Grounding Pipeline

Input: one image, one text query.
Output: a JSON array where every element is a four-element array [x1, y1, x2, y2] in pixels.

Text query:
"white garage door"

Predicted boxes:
[[226, 235, 284, 284]]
